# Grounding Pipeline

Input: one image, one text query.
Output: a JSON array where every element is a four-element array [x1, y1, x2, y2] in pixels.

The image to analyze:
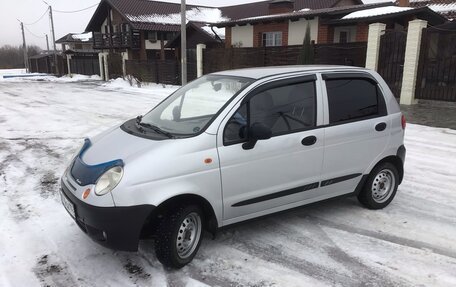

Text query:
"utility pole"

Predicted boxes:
[[181, 0, 187, 85], [48, 4, 59, 75], [19, 21, 29, 73], [45, 34, 50, 51]]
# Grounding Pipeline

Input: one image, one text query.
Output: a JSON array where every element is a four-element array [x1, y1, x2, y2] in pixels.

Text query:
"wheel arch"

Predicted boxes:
[[141, 193, 219, 238], [370, 155, 404, 184]]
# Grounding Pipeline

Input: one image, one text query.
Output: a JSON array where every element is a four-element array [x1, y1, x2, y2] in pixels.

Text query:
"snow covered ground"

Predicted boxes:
[[1, 78, 456, 287]]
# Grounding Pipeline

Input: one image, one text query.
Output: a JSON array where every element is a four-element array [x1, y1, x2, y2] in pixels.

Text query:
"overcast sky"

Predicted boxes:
[[0, 0, 391, 49]]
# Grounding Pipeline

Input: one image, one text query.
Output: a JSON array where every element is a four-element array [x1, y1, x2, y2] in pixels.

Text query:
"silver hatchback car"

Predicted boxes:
[[60, 66, 406, 268]]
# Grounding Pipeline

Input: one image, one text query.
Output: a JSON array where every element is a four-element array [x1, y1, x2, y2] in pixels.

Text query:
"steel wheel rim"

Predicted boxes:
[[372, 169, 395, 203], [176, 212, 202, 259]]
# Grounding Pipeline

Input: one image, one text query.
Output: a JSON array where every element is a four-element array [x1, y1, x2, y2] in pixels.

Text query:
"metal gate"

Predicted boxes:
[[70, 55, 100, 76], [415, 27, 456, 102], [377, 30, 407, 98]]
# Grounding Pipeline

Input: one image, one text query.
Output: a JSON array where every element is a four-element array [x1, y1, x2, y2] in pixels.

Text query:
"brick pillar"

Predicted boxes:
[[225, 27, 232, 48], [196, 43, 206, 77], [400, 19, 427, 105], [317, 24, 330, 44], [365, 23, 386, 71]]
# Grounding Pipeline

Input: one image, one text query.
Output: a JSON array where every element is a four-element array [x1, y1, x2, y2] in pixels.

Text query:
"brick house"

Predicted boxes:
[[85, 0, 368, 61], [215, 1, 447, 47]]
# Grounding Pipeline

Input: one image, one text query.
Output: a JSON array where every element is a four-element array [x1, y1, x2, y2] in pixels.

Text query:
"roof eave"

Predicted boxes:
[[213, 2, 394, 28], [327, 7, 447, 25]]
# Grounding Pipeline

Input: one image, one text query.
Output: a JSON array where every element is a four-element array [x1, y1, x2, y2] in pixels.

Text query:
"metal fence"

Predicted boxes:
[[416, 27, 456, 102], [203, 43, 367, 74]]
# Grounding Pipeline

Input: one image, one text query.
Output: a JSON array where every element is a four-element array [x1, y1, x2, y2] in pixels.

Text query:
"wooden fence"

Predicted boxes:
[[203, 42, 367, 74], [125, 59, 197, 85]]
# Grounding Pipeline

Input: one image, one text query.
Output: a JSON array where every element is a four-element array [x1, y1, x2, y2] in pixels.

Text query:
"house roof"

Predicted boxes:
[[213, 2, 392, 27], [164, 22, 221, 48], [85, 0, 364, 32], [328, 5, 447, 25], [56, 32, 93, 44], [410, 0, 456, 20]]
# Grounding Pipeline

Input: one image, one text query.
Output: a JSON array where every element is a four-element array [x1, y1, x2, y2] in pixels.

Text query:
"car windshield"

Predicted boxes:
[[140, 75, 252, 136]]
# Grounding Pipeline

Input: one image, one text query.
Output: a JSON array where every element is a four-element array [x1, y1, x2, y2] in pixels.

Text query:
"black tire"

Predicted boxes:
[[155, 205, 204, 269], [358, 162, 399, 209]]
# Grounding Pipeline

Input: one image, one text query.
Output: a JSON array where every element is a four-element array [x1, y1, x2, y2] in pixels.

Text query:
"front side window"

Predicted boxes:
[[224, 80, 316, 144], [262, 32, 282, 47], [140, 75, 252, 136], [326, 78, 380, 124]]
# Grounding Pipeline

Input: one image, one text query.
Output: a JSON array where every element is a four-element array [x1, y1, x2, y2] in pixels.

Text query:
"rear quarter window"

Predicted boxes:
[[325, 78, 384, 124]]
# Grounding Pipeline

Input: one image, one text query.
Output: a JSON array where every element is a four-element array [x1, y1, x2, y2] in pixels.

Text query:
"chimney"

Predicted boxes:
[[268, 0, 294, 15], [397, 0, 410, 7]]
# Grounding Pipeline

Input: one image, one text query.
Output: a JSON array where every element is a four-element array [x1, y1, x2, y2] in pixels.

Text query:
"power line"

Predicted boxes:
[[24, 25, 46, 39], [53, 2, 99, 13], [23, 7, 49, 26]]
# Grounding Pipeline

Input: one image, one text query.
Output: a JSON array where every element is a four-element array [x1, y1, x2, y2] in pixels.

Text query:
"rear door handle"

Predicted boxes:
[[375, 122, 387, 132], [302, 136, 317, 146]]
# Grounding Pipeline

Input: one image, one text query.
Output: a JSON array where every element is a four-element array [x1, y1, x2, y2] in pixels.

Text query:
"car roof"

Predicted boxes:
[[213, 65, 368, 80]]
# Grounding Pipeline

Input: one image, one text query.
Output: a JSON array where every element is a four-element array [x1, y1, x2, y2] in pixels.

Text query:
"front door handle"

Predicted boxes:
[[375, 122, 387, 132], [302, 136, 317, 146]]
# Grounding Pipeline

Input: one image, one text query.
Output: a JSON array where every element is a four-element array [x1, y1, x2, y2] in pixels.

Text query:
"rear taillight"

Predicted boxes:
[[401, 114, 406, 130]]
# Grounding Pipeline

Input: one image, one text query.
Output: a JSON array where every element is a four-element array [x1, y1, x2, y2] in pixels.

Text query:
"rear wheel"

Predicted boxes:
[[358, 162, 399, 209], [155, 205, 204, 268]]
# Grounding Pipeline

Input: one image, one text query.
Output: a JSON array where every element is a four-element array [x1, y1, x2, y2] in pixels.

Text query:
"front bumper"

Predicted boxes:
[[60, 180, 155, 251]]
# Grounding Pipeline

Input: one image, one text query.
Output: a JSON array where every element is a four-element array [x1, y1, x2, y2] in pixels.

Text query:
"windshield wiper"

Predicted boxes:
[[136, 119, 174, 139]]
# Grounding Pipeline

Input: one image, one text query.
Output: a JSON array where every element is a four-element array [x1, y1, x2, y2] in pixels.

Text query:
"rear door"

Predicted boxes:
[[217, 75, 325, 222], [319, 72, 390, 197]]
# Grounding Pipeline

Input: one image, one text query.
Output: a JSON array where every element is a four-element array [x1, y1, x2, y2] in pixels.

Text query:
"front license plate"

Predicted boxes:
[[60, 190, 75, 218]]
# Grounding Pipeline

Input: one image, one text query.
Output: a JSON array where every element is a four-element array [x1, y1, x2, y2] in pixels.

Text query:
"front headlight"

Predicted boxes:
[[94, 166, 124, 196]]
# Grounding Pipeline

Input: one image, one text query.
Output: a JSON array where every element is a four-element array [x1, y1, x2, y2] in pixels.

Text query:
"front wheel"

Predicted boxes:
[[358, 162, 399, 209], [155, 205, 204, 268]]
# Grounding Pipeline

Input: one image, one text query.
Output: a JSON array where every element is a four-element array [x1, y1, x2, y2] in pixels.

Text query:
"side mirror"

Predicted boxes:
[[242, 122, 272, 150]]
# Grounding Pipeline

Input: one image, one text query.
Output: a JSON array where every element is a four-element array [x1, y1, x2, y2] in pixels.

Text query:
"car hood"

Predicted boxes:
[[81, 126, 168, 165]]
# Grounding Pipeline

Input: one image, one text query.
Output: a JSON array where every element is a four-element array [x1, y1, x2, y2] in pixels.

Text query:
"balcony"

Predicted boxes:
[[93, 31, 141, 50]]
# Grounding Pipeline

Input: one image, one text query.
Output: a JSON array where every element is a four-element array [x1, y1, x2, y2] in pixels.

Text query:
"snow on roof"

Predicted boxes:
[[126, 7, 229, 25], [201, 25, 226, 39], [71, 32, 93, 42], [428, 3, 456, 14], [342, 6, 413, 19]]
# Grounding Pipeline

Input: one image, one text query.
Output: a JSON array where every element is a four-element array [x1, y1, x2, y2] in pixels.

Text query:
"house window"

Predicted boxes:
[[146, 31, 158, 42], [262, 32, 282, 47], [121, 23, 130, 33], [339, 31, 348, 43]]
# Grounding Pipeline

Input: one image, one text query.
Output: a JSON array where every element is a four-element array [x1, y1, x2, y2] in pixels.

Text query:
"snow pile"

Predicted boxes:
[[126, 7, 229, 25], [0, 74, 101, 82], [103, 77, 179, 95], [71, 32, 93, 42], [0, 68, 27, 76], [342, 6, 413, 19]]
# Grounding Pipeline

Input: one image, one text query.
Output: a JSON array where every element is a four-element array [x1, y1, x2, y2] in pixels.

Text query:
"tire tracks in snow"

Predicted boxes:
[[220, 217, 404, 287], [305, 215, 456, 261]]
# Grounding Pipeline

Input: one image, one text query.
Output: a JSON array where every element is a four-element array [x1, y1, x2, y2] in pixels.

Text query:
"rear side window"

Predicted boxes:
[[326, 79, 381, 124]]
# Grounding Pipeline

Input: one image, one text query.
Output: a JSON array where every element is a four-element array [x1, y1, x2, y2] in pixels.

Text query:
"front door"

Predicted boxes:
[[217, 76, 325, 222]]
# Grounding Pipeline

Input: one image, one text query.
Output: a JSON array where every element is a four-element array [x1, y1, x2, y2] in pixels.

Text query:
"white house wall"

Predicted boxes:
[[231, 25, 254, 47], [145, 40, 169, 50], [288, 18, 318, 45]]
